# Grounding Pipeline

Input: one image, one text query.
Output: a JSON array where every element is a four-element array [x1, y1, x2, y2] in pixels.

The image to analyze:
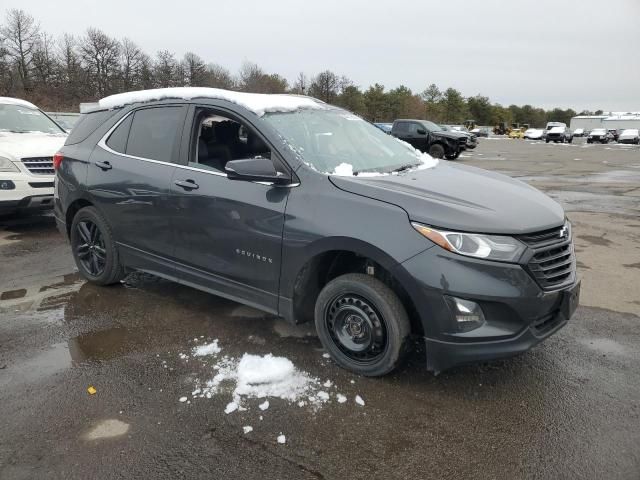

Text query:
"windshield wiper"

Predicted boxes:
[[389, 163, 421, 173]]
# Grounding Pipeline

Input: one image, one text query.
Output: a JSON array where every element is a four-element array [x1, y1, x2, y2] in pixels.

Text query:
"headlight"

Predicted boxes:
[[411, 222, 526, 262], [0, 156, 19, 172]]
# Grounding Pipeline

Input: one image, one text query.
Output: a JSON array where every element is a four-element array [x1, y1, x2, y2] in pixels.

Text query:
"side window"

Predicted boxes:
[[106, 114, 133, 153], [394, 122, 409, 133], [126, 107, 185, 163], [409, 123, 420, 134], [189, 109, 272, 174]]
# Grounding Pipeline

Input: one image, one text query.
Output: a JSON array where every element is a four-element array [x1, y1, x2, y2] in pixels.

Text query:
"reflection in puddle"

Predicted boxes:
[[580, 338, 627, 356], [0, 343, 71, 387]]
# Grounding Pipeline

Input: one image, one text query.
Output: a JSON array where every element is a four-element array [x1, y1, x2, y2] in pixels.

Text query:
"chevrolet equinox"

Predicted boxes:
[[54, 87, 580, 376]]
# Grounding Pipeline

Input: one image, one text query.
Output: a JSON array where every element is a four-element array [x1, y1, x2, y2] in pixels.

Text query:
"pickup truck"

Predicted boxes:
[[391, 119, 469, 159]]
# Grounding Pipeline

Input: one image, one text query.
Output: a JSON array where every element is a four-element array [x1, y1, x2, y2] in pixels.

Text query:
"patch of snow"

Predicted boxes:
[[317, 391, 330, 402], [322, 353, 331, 359], [193, 340, 221, 357], [259, 400, 270, 411], [98, 87, 325, 117], [0, 96, 37, 109], [355, 395, 365, 406], [336, 394, 347, 404], [277, 434, 286, 444], [225, 402, 239, 414], [235, 354, 313, 401], [179, 396, 188, 403], [243, 426, 253, 434], [323, 380, 333, 388]]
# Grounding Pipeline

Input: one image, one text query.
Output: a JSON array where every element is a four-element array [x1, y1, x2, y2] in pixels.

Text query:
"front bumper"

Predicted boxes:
[[0, 174, 54, 212], [393, 246, 579, 373]]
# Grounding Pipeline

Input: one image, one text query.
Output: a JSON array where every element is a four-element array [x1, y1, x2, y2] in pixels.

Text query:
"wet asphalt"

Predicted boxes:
[[1, 137, 639, 479]]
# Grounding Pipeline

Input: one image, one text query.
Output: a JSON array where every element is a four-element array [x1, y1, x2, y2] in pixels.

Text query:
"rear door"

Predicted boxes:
[[88, 105, 187, 274], [169, 106, 290, 312]]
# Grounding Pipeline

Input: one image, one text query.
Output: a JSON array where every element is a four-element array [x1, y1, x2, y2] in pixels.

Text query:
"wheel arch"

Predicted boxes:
[[64, 197, 95, 238], [283, 237, 423, 336]]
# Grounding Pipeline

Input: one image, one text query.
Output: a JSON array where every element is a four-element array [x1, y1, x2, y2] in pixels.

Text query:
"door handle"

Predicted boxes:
[[174, 179, 199, 190], [95, 160, 112, 170]]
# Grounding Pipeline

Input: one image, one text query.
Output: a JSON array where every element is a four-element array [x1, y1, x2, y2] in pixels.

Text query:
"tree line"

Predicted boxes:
[[0, 9, 595, 127]]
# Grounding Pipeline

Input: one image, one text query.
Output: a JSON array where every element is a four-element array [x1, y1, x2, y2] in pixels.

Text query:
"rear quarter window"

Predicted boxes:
[[65, 109, 119, 145]]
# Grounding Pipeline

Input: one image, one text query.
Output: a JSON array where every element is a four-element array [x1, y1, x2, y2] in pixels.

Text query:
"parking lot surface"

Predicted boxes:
[[1, 138, 639, 479]]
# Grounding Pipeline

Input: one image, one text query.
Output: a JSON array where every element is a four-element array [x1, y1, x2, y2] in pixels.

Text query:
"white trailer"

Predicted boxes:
[[571, 113, 640, 131]]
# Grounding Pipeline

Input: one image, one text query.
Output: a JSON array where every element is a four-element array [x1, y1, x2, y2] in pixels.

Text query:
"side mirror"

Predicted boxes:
[[416, 128, 427, 135], [225, 158, 292, 185]]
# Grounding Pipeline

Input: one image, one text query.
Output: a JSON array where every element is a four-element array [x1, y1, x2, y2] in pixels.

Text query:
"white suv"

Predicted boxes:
[[0, 97, 67, 214]]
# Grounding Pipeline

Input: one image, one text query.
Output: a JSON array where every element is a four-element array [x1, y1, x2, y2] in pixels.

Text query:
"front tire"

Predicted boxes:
[[428, 143, 446, 159], [314, 273, 410, 376], [445, 150, 461, 160], [70, 206, 125, 285]]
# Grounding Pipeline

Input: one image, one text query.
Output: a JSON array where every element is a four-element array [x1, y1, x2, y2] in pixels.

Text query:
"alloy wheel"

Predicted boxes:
[[75, 220, 107, 276]]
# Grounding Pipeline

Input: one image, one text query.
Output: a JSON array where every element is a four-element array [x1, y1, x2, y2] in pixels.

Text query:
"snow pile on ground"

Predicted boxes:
[[179, 339, 361, 413], [193, 340, 221, 356], [234, 354, 313, 401], [98, 87, 326, 117]]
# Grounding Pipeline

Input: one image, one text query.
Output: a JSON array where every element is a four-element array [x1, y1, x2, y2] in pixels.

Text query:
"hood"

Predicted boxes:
[[329, 162, 564, 234], [432, 130, 467, 140], [0, 132, 67, 160]]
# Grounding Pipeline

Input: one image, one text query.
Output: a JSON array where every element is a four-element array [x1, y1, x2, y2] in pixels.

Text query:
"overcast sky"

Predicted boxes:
[[4, 0, 640, 111]]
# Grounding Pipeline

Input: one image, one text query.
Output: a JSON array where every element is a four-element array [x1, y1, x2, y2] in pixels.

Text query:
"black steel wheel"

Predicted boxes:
[[325, 293, 387, 363], [70, 206, 125, 285], [315, 273, 410, 376]]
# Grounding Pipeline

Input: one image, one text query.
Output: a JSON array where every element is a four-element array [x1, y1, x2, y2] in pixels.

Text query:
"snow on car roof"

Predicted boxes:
[[0, 97, 38, 109], [98, 87, 327, 117]]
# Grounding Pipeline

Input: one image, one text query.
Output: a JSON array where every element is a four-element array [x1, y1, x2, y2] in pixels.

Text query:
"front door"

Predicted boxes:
[[170, 107, 290, 312]]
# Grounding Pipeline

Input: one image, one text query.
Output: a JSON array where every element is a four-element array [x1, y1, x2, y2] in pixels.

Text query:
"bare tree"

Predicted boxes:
[[31, 32, 57, 88], [0, 9, 40, 91], [120, 38, 143, 91], [308, 70, 340, 103], [154, 50, 177, 88], [0, 37, 15, 95], [182, 52, 206, 86], [203, 63, 234, 89], [292, 72, 307, 95], [80, 28, 120, 97]]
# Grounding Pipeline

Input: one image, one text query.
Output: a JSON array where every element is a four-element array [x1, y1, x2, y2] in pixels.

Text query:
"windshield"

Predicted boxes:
[[421, 121, 444, 132], [0, 104, 65, 134], [263, 109, 426, 174]]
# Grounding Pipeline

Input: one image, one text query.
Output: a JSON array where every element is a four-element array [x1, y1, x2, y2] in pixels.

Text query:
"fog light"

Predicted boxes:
[[0, 180, 15, 190], [445, 296, 486, 332]]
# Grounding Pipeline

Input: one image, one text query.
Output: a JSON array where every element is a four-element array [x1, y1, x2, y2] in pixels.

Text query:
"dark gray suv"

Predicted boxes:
[[54, 88, 580, 376]]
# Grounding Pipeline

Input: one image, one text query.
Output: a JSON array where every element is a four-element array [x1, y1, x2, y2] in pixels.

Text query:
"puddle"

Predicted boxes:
[[516, 170, 640, 185], [85, 419, 130, 440], [0, 343, 72, 387], [545, 190, 640, 215], [0, 288, 27, 300], [580, 338, 627, 356], [578, 235, 614, 247]]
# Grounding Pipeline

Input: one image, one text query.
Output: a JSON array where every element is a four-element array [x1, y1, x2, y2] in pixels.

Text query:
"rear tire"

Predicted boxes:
[[70, 206, 125, 285], [314, 273, 410, 376], [428, 144, 446, 159]]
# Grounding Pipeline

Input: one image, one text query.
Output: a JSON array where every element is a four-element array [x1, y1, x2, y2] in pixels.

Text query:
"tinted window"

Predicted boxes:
[[106, 114, 133, 153], [65, 109, 119, 145], [126, 107, 184, 162], [394, 122, 410, 133]]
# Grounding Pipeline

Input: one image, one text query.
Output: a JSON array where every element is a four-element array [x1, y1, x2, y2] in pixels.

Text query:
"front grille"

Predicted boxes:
[[519, 224, 575, 291], [21, 157, 54, 175], [457, 137, 467, 145]]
